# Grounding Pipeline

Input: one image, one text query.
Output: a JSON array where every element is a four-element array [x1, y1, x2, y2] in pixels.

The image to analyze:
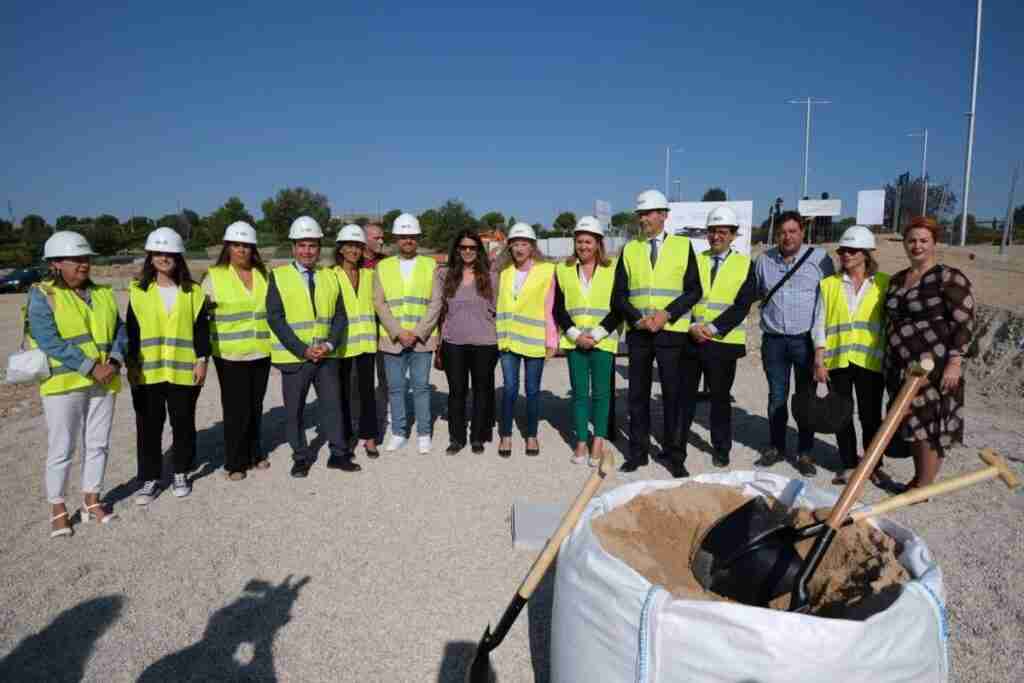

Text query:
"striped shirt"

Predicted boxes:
[[754, 245, 834, 335]]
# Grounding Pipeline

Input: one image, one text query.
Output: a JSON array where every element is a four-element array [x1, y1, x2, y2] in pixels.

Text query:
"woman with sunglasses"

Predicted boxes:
[[201, 222, 271, 480], [334, 224, 379, 458], [126, 227, 210, 503], [811, 225, 890, 486], [437, 230, 499, 454], [553, 217, 620, 466]]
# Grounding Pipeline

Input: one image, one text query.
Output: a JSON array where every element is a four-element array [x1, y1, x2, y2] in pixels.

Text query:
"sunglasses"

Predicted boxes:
[[836, 248, 862, 256], [458, 244, 478, 251]]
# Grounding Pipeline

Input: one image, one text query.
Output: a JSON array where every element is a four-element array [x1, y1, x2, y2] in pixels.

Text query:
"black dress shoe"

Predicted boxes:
[[446, 442, 465, 455], [471, 442, 485, 454], [754, 448, 784, 468], [793, 453, 817, 477], [670, 460, 691, 479], [712, 450, 730, 468], [327, 455, 362, 472], [618, 460, 645, 473], [290, 461, 312, 478]]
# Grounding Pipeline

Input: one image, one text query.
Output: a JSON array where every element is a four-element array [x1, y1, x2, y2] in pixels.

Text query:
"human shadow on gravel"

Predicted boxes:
[[527, 565, 555, 682], [136, 575, 310, 683], [436, 640, 496, 682], [0, 594, 124, 683]]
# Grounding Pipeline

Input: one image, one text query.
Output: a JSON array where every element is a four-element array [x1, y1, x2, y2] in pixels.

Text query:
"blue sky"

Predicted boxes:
[[3, 1, 1022, 226]]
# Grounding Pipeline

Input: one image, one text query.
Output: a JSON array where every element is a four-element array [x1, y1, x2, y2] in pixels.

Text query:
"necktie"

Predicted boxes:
[[305, 270, 317, 316], [710, 255, 721, 287], [649, 238, 659, 268]]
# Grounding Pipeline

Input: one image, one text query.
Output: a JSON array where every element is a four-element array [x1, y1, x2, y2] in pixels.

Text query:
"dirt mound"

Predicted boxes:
[[967, 304, 1024, 414], [593, 483, 909, 619]]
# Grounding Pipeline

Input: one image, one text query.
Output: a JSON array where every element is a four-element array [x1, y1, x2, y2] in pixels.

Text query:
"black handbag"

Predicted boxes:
[[791, 380, 853, 434]]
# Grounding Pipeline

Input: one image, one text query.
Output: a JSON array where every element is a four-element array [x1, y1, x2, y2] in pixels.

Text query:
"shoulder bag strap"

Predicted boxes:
[[762, 247, 815, 306]]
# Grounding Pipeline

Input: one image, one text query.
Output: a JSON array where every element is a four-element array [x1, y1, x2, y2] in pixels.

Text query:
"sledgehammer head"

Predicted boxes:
[[980, 449, 1024, 512]]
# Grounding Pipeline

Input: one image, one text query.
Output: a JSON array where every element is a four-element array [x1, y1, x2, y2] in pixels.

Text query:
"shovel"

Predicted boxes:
[[692, 357, 933, 611], [465, 450, 615, 683]]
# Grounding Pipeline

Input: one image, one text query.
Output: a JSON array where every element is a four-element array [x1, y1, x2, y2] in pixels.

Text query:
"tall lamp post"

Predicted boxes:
[[664, 146, 684, 198], [788, 97, 831, 199], [908, 129, 929, 215], [960, 0, 983, 246]]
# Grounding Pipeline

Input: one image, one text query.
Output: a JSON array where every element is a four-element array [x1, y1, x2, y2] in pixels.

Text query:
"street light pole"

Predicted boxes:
[[960, 0, 983, 247], [1001, 162, 1020, 255], [909, 129, 929, 215], [788, 98, 831, 199], [664, 146, 683, 197]]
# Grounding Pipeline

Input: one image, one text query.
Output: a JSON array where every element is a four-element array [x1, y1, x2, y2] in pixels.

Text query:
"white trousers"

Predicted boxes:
[[41, 385, 117, 504]]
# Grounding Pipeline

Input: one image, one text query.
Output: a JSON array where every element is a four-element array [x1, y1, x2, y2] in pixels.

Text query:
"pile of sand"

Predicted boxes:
[[593, 483, 909, 619]]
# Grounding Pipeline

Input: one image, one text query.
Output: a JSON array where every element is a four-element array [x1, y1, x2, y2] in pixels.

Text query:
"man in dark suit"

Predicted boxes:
[[679, 206, 757, 468]]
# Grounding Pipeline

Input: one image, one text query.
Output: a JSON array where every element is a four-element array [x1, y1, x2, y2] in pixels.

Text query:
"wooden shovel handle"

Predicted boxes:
[[517, 451, 614, 598], [850, 450, 1020, 521], [825, 357, 934, 531]]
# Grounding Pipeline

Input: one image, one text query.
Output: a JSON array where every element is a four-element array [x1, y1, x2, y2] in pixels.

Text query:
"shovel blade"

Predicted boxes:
[[692, 496, 787, 590], [465, 626, 496, 683]]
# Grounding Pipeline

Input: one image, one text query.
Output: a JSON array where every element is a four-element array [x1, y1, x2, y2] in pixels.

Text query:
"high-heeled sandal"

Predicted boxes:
[[50, 511, 73, 538], [82, 500, 117, 525]]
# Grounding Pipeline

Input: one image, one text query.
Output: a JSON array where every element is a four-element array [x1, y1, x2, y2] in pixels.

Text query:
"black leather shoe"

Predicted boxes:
[[290, 461, 312, 478], [471, 442, 485, 454], [446, 442, 465, 455], [670, 460, 690, 478], [712, 450, 730, 468], [618, 459, 646, 473], [794, 453, 817, 477], [327, 455, 362, 472], [754, 448, 784, 468]]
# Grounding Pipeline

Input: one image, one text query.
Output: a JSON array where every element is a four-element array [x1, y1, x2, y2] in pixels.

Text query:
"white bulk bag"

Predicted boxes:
[[550, 472, 947, 683]]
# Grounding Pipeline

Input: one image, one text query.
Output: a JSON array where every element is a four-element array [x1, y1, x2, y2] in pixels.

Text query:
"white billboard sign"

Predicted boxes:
[[798, 199, 842, 217], [856, 190, 885, 226], [665, 201, 753, 256]]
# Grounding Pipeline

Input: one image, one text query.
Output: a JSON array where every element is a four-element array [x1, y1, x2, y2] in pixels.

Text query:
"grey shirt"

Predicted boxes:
[[754, 245, 834, 336]]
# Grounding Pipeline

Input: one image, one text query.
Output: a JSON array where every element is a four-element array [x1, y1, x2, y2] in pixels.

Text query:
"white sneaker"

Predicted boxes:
[[172, 473, 192, 498], [385, 434, 407, 452], [135, 480, 160, 506], [417, 436, 432, 454]]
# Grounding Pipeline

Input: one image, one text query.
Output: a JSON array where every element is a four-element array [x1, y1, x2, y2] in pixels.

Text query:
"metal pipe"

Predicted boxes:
[[960, 0, 983, 246], [1001, 163, 1020, 255]]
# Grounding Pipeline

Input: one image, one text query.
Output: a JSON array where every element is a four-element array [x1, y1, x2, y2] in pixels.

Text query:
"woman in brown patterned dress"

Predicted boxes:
[[884, 216, 975, 488]]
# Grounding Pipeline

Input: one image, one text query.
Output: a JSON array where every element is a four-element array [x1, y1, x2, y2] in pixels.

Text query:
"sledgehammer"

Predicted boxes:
[[465, 450, 615, 683]]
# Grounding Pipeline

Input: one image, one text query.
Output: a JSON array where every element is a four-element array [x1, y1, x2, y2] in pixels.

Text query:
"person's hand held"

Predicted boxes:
[[941, 363, 961, 392], [91, 363, 114, 385], [545, 347, 556, 360], [194, 362, 207, 386], [649, 310, 669, 333], [303, 347, 320, 363], [813, 363, 829, 384]]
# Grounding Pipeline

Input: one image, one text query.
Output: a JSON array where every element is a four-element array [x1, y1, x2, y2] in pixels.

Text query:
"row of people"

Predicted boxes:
[[27, 189, 973, 539]]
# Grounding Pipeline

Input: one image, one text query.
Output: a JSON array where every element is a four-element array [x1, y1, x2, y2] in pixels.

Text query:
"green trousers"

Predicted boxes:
[[567, 348, 614, 442]]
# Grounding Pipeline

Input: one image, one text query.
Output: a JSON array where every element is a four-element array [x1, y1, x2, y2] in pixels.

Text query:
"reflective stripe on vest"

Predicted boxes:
[[820, 272, 890, 372], [622, 235, 692, 332], [269, 265, 341, 364], [377, 256, 437, 338], [333, 266, 378, 358], [27, 282, 121, 396], [206, 265, 270, 359], [555, 259, 618, 353], [129, 281, 205, 386], [691, 250, 750, 346], [497, 262, 554, 358]]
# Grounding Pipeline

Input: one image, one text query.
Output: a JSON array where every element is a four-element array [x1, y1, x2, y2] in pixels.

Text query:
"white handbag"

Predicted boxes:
[[5, 293, 52, 385]]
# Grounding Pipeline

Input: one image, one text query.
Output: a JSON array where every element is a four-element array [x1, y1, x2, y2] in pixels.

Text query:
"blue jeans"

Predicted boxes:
[[499, 352, 545, 437], [761, 333, 815, 454], [383, 350, 433, 437]]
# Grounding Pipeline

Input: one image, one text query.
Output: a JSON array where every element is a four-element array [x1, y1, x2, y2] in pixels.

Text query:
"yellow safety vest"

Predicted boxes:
[[129, 280, 206, 386], [820, 272, 891, 372], [376, 256, 437, 339], [692, 250, 750, 346], [622, 235, 692, 333], [27, 281, 121, 396], [555, 260, 618, 354], [269, 265, 341, 364], [333, 266, 378, 358], [205, 265, 270, 359], [497, 262, 555, 358]]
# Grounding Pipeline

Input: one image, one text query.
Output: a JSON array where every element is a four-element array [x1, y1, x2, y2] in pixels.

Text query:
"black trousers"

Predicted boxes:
[[132, 381, 201, 481], [213, 357, 271, 473], [829, 364, 885, 469], [679, 356, 738, 456], [626, 341, 684, 463], [279, 359, 347, 464], [340, 352, 378, 442], [443, 342, 499, 444]]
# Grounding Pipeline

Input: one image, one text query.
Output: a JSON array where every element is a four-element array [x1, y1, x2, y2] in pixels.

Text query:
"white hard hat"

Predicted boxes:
[[635, 189, 669, 212], [507, 222, 537, 241], [574, 215, 605, 237], [706, 206, 739, 229], [43, 231, 96, 259], [392, 213, 421, 236], [223, 221, 258, 245], [838, 225, 876, 250], [145, 227, 185, 254], [336, 224, 366, 244], [288, 216, 324, 240]]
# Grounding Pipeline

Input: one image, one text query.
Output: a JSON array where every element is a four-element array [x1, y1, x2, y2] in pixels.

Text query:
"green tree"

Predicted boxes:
[[261, 187, 331, 238], [552, 211, 576, 235], [506, 215, 518, 230], [83, 223, 124, 256], [126, 216, 154, 235], [611, 211, 637, 233], [95, 214, 120, 230], [421, 200, 477, 250], [702, 187, 727, 202], [206, 196, 255, 241], [382, 209, 402, 235], [20, 214, 50, 258], [55, 215, 79, 230], [0, 219, 13, 241], [479, 211, 506, 231]]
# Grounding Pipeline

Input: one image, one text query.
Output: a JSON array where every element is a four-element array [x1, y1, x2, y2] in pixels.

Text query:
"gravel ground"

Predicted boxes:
[[0, 306, 1022, 681]]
